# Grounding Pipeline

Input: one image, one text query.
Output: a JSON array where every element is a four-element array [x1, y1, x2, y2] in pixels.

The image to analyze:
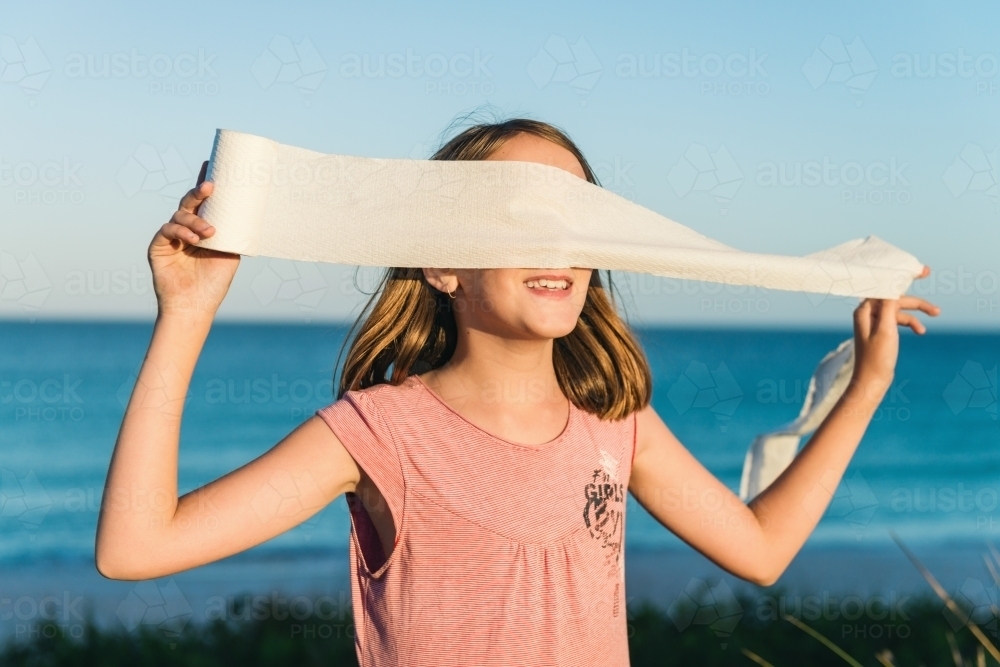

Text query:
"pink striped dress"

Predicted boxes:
[[317, 374, 635, 666]]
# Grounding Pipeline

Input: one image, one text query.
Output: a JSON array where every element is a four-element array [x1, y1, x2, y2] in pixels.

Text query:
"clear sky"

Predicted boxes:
[[2, 0, 998, 329]]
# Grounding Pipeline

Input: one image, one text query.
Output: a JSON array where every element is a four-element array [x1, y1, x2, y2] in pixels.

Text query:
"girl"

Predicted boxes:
[[96, 118, 939, 665]]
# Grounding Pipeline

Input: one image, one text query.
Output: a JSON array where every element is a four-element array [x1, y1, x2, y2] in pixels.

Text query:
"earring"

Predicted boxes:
[[446, 289, 456, 299]]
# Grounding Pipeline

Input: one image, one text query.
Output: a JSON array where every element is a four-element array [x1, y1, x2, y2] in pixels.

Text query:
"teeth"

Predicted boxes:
[[525, 279, 569, 290]]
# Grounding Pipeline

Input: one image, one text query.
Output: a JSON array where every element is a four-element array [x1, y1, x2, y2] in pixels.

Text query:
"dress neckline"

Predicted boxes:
[[408, 374, 574, 452]]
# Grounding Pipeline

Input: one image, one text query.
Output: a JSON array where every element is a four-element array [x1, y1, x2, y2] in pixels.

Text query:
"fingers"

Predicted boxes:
[[895, 295, 939, 335], [159, 222, 202, 246], [856, 295, 939, 340], [175, 209, 214, 237], [853, 299, 873, 340], [178, 180, 214, 214], [917, 265, 931, 279], [160, 211, 215, 245], [897, 295, 941, 317], [856, 299, 909, 338], [156, 160, 217, 251], [896, 311, 926, 335]]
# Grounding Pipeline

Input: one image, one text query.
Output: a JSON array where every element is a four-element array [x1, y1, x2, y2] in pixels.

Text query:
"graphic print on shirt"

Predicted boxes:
[[583, 449, 625, 616]]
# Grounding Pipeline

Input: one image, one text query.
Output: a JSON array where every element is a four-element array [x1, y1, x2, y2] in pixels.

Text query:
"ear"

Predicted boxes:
[[421, 268, 459, 295]]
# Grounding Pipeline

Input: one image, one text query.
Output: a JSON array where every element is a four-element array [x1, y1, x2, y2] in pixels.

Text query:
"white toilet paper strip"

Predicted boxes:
[[738, 338, 857, 501], [195, 128, 924, 500]]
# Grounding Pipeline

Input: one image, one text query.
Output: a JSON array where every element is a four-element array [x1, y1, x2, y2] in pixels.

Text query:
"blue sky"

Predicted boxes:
[[2, 0, 998, 328]]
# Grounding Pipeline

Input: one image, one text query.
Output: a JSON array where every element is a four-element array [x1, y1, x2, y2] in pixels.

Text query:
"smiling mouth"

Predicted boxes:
[[524, 277, 572, 291]]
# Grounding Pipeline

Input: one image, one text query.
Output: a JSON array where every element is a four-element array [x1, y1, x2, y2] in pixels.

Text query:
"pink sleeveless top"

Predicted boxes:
[[316, 375, 635, 666]]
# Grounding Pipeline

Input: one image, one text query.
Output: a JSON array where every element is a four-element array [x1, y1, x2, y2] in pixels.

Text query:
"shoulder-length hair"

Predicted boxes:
[[336, 118, 651, 420]]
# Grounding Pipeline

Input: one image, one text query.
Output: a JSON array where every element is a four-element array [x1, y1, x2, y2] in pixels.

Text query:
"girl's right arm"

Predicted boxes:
[[95, 171, 362, 581]]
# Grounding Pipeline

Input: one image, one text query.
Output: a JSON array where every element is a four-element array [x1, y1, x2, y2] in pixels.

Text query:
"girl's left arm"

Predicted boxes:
[[629, 291, 939, 586]]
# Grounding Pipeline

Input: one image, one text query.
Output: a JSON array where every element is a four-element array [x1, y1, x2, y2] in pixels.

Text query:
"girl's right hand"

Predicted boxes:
[[149, 161, 240, 317]]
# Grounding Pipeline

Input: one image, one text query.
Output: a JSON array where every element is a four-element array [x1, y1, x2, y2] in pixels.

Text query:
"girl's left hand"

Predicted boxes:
[[851, 266, 940, 392]]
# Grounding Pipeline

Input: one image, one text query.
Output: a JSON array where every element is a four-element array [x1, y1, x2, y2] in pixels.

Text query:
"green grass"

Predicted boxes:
[[628, 593, 987, 666], [0, 592, 991, 667]]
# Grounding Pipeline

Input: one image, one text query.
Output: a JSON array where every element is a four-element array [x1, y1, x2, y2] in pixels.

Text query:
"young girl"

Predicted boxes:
[[96, 118, 938, 665]]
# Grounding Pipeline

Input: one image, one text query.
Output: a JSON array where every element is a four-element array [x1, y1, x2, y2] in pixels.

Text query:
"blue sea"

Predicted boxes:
[[1, 322, 997, 571]]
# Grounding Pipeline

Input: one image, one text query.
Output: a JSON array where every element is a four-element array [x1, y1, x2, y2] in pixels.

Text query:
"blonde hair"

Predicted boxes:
[[337, 118, 651, 420]]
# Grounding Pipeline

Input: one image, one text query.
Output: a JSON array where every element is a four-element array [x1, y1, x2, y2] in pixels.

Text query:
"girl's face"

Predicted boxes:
[[424, 133, 594, 341]]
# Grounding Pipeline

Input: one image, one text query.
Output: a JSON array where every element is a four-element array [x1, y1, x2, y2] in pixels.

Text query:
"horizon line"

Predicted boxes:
[[1, 316, 995, 334]]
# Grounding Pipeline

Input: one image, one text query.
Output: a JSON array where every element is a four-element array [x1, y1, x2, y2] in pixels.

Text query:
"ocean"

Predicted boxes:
[[2, 321, 996, 572]]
